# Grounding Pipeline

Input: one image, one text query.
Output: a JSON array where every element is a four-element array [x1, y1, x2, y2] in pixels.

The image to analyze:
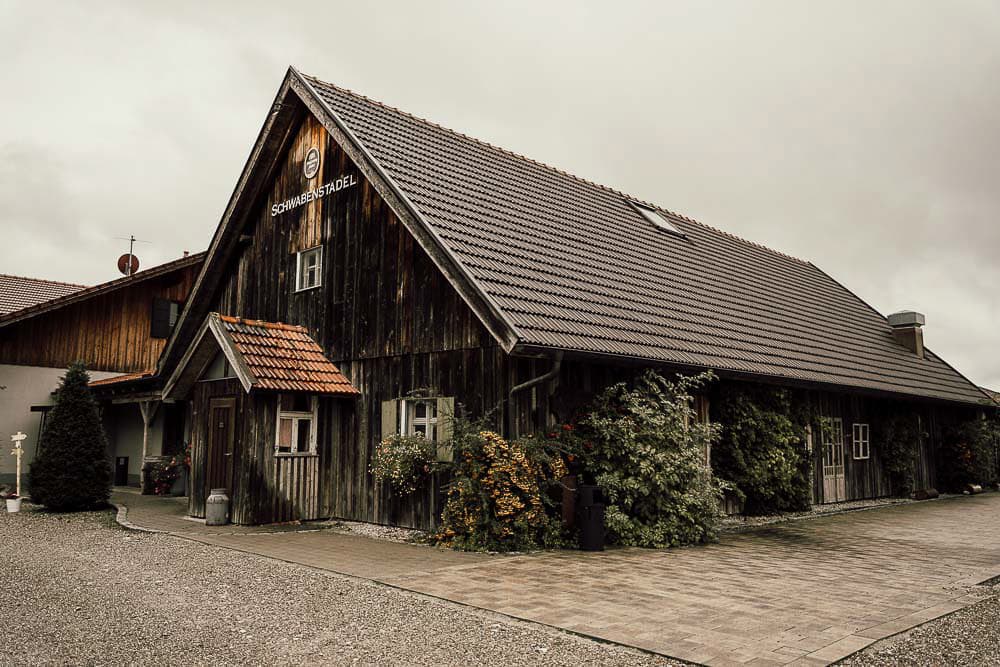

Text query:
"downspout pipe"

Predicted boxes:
[[507, 351, 563, 437]]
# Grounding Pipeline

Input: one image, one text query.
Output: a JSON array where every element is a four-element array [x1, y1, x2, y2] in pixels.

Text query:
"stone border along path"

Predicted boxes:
[[112, 490, 1000, 666]]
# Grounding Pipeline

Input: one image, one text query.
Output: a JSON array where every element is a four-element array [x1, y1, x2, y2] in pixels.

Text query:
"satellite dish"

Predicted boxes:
[[118, 253, 140, 276]]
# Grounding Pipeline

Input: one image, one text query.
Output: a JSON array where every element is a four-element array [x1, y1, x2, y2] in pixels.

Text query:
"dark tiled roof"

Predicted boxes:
[[218, 315, 359, 395], [0, 274, 85, 316], [303, 73, 988, 405]]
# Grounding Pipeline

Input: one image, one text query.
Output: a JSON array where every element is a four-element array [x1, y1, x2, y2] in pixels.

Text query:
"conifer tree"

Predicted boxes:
[[29, 362, 112, 511]]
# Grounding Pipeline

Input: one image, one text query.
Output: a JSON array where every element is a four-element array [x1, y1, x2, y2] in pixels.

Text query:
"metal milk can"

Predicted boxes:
[[206, 488, 230, 526]]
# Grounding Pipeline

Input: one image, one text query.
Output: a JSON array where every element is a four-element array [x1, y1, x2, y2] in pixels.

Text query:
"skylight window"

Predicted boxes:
[[630, 202, 685, 237]]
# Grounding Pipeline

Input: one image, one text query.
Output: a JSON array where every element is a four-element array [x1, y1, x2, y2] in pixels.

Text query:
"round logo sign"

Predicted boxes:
[[303, 147, 320, 179]]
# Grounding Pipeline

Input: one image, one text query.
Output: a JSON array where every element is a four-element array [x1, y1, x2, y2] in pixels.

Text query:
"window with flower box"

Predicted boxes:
[[276, 393, 317, 455], [380, 396, 455, 461]]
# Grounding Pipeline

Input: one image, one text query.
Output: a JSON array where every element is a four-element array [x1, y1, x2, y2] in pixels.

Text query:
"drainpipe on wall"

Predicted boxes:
[[507, 351, 563, 438]]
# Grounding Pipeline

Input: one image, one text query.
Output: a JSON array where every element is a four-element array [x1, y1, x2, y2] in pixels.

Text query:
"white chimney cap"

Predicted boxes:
[[888, 311, 926, 328]]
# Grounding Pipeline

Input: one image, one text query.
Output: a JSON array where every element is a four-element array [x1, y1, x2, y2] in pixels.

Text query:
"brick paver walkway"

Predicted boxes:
[[114, 490, 1000, 666]]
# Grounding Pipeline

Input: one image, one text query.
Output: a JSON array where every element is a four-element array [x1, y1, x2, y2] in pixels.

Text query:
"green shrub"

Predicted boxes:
[[28, 363, 112, 511], [939, 416, 1000, 491], [371, 434, 439, 494], [709, 384, 812, 515], [576, 370, 724, 548]]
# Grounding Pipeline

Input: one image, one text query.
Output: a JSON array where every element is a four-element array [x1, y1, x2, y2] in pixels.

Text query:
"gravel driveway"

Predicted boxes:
[[0, 506, 676, 666], [843, 579, 1000, 666]]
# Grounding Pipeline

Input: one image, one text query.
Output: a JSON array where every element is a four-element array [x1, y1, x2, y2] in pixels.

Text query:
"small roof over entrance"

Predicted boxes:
[[164, 313, 359, 399]]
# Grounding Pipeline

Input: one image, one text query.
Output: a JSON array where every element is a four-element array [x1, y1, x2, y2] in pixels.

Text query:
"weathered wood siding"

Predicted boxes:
[[0, 264, 199, 372], [190, 114, 508, 527], [212, 114, 492, 360], [805, 391, 978, 504]]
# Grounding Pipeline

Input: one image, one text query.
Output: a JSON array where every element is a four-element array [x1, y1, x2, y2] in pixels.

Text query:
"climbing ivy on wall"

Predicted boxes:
[[873, 410, 923, 496], [709, 383, 813, 515], [938, 415, 1000, 491]]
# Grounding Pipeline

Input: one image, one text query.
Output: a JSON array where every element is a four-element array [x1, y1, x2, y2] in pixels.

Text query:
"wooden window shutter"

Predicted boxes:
[[435, 396, 455, 462], [380, 399, 399, 440], [150, 298, 173, 339]]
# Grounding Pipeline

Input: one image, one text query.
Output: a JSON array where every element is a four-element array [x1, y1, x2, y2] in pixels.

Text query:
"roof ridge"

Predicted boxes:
[[0, 274, 88, 288], [218, 315, 307, 333], [301, 72, 809, 267]]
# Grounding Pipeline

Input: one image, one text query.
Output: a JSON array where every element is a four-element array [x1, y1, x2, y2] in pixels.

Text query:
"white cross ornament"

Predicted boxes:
[[10, 431, 26, 497]]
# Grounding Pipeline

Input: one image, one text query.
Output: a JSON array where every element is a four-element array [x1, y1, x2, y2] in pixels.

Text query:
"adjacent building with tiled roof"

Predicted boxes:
[[0, 274, 85, 316], [1, 253, 204, 487], [143, 68, 996, 529]]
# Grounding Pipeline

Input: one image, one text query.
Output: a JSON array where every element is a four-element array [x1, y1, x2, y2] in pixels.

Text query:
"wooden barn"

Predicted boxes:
[[0, 253, 203, 486], [118, 67, 990, 528]]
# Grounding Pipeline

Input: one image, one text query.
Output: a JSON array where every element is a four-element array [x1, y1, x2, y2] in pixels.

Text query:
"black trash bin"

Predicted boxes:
[[579, 502, 605, 551], [576, 484, 603, 507], [576, 484, 606, 551]]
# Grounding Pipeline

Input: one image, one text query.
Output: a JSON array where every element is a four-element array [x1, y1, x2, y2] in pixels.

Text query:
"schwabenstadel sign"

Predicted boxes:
[[271, 173, 358, 217]]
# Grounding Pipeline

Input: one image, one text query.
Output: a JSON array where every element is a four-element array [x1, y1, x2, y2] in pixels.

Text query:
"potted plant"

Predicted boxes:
[[4, 491, 22, 513]]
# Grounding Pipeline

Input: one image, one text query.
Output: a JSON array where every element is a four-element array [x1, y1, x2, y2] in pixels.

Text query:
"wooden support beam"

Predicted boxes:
[[137, 400, 160, 489]]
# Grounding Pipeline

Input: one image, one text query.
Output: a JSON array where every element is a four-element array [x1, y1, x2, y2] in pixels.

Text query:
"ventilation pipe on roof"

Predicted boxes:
[[888, 311, 925, 359], [507, 351, 563, 438]]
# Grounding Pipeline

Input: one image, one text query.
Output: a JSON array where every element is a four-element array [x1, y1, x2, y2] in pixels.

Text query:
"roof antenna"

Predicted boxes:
[[114, 235, 151, 277]]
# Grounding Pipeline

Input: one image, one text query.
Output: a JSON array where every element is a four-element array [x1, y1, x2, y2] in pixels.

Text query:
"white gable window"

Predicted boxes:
[[276, 393, 317, 455], [295, 246, 322, 292], [852, 423, 870, 460], [629, 201, 686, 237]]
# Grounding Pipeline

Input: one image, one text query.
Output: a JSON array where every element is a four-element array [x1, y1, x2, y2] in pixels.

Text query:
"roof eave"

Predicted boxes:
[[0, 253, 204, 329], [511, 343, 995, 408]]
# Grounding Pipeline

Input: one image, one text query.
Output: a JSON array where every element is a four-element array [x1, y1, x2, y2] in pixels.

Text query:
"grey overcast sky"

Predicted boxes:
[[1, 1, 997, 387]]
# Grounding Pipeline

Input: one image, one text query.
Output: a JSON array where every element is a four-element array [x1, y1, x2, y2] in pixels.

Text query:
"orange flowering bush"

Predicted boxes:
[[435, 425, 570, 552]]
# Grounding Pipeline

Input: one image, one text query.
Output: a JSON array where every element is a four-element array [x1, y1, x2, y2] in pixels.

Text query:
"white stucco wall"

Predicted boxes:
[[0, 364, 129, 485]]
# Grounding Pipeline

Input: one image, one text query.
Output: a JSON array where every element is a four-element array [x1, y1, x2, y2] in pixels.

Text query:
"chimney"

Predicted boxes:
[[888, 311, 926, 358], [183, 250, 190, 257]]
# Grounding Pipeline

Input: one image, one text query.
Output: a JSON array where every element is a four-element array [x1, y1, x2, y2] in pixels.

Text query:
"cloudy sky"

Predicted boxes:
[[1, 1, 997, 387]]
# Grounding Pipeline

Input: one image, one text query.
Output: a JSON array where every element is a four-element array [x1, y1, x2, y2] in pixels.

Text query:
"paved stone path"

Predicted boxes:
[[113, 490, 1000, 666]]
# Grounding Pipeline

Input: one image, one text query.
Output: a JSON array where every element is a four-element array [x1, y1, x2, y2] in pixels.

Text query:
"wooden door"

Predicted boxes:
[[205, 397, 235, 496], [822, 417, 846, 502]]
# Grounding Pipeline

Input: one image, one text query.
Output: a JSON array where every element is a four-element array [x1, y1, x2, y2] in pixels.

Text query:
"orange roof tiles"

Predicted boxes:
[[218, 315, 358, 395], [88, 369, 156, 387]]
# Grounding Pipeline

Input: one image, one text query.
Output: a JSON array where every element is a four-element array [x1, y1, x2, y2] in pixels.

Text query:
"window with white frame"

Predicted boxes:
[[823, 417, 845, 471], [852, 422, 870, 460], [401, 398, 438, 440], [275, 393, 317, 455], [295, 246, 322, 291]]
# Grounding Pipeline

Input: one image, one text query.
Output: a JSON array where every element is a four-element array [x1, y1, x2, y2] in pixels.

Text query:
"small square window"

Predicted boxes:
[[629, 202, 685, 237], [852, 423, 870, 460], [275, 393, 317, 455], [295, 246, 322, 291]]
